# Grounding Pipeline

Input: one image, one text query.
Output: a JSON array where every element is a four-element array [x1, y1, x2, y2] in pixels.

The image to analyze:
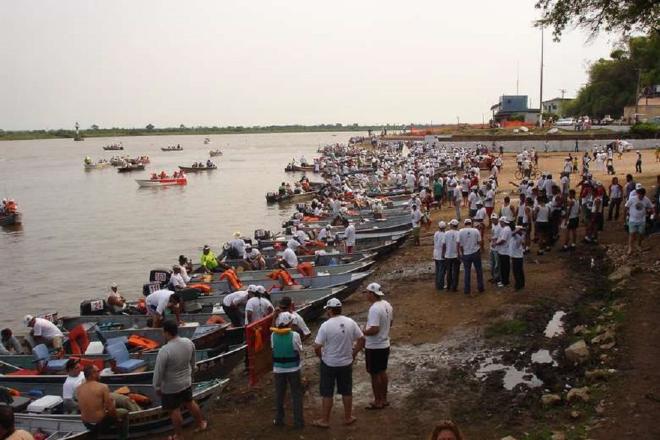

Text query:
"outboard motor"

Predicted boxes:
[[80, 299, 108, 316], [149, 269, 171, 284], [143, 281, 163, 297], [254, 229, 272, 241]]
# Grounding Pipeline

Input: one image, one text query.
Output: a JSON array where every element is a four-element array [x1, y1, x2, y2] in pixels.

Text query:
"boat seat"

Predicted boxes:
[[32, 344, 68, 373], [106, 342, 145, 373], [9, 395, 31, 412]]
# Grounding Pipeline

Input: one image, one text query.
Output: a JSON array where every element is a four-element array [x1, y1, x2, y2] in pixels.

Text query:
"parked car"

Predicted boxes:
[[555, 118, 576, 126]]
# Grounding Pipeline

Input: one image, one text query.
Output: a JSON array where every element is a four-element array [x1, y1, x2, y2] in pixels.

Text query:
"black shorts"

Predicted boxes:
[[161, 387, 193, 410], [365, 347, 390, 375], [567, 217, 579, 230], [461, 191, 468, 198], [319, 361, 352, 397]]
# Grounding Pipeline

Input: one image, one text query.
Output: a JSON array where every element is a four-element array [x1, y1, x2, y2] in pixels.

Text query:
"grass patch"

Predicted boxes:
[[485, 319, 528, 338]]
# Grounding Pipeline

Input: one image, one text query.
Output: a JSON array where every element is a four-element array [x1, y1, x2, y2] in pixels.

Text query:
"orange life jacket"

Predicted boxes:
[[189, 283, 211, 295], [219, 268, 242, 291], [128, 393, 152, 407], [68, 324, 90, 355], [206, 315, 226, 325], [269, 269, 296, 287], [127, 335, 159, 351], [5, 202, 16, 213], [296, 262, 315, 277]]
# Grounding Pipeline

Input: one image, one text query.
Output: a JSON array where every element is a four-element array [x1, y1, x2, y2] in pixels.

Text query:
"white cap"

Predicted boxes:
[[23, 315, 34, 326], [256, 286, 266, 294], [275, 312, 294, 327], [635, 183, 643, 190], [491, 213, 498, 219], [247, 284, 258, 293], [365, 282, 385, 296], [464, 218, 472, 225], [438, 221, 446, 228], [111, 283, 118, 288], [449, 219, 459, 226], [499, 216, 509, 223], [324, 298, 342, 309], [233, 231, 241, 238]]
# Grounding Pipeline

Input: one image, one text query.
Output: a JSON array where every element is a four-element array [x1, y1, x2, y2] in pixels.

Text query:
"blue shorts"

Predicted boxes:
[[628, 221, 645, 234]]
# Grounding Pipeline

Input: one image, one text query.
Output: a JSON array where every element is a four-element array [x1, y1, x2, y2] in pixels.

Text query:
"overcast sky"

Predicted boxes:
[[0, 0, 618, 130]]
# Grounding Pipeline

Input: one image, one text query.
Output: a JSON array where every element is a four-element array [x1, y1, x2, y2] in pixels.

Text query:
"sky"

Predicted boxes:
[[0, 0, 619, 130]]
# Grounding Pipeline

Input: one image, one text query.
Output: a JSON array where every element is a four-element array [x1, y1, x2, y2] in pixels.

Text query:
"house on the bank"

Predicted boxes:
[[542, 97, 573, 117], [623, 91, 660, 123], [490, 95, 540, 125]]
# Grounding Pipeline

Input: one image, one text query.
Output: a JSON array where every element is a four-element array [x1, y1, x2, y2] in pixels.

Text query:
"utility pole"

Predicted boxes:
[[516, 61, 520, 95], [559, 88, 566, 100], [635, 68, 642, 116], [539, 26, 544, 128]]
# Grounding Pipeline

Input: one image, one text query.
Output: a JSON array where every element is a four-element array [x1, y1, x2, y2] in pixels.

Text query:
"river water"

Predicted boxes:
[[0, 132, 359, 329]]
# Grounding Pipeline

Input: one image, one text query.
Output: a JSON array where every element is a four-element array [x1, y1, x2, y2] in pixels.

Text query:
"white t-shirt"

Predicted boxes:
[[314, 315, 363, 367], [146, 289, 174, 316], [490, 224, 501, 251], [365, 300, 393, 349], [497, 227, 512, 256], [245, 297, 273, 323], [222, 290, 249, 308], [411, 209, 422, 227], [610, 184, 622, 199], [433, 230, 445, 260], [344, 224, 356, 246], [509, 232, 525, 258], [625, 196, 652, 223], [282, 248, 298, 267], [484, 190, 495, 208], [458, 227, 481, 255], [32, 318, 63, 339], [444, 230, 460, 258], [63, 372, 85, 400], [169, 273, 186, 290], [468, 192, 481, 210], [291, 311, 311, 337], [229, 238, 246, 258], [270, 330, 303, 373], [179, 266, 191, 283]]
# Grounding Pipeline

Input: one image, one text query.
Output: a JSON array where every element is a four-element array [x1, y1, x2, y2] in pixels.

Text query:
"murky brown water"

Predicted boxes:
[[0, 132, 358, 328]]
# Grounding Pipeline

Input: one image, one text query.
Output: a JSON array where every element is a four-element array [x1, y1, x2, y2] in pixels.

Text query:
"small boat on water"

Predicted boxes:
[[178, 162, 217, 172], [103, 144, 124, 151], [161, 145, 183, 152], [136, 172, 187, 187], [265, 190, 316, 204], [117, 163, 145, 173], [9, 379, 227, 439], [0, 211, 22, 227], [83, 158, 111, 170], [285, 163, 315, 172], [209, 149, 223, 157], [203, 137, 211, 144]]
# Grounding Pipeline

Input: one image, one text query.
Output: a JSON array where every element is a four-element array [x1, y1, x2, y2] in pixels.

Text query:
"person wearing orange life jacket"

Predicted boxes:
[[219, 267, 243, 291], [296, 262, 315, 277], [268, 264, 298, 291]]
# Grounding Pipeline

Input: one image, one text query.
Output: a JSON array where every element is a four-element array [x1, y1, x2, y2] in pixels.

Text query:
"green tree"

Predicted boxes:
[[90, 124, 99, 130], [564, 33, 660, 118], [146, 123, 154, 130], [535, 0, 660, 40]]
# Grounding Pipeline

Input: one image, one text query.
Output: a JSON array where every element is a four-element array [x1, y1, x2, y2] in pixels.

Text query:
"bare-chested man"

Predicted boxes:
[[77, 365, 128, 440]]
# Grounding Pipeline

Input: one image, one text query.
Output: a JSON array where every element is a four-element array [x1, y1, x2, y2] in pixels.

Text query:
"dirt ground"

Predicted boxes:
[[175, 149, 659, 440]]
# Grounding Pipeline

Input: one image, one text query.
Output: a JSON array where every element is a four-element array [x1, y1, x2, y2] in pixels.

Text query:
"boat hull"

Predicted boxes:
[[0, 212, 22, 226], [136, 178, 187, 187]]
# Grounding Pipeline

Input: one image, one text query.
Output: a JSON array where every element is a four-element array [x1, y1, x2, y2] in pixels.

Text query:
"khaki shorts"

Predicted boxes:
[[51, 336, 63, 350]]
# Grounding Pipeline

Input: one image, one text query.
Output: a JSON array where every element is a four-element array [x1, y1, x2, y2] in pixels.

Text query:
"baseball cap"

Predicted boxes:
[[464, 218, 472, 225], [438, 221, 446, 228], [23, 315, 34, 326], [490, 213, 498, 220], [449, 219, 459, 226], [365, 282, 385, 296], [111, 283, 118, 288], [275, 312, 294, 327], [247, 284, 258, 293], [324, 298, 342, 309], [635, 183, 643, 190], [499, 216, 509, 223], [256, 286, 266, 294]]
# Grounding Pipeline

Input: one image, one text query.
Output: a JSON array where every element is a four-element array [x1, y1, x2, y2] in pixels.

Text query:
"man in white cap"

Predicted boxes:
[[221, 288, 250, 327], [458, 219, 484, 295], [444, 219, 461, 292], [245, 285, 273, 324], [488, 213, 501, 284], [229, 232, 246, 259], [312, 298, 364, 428], [344, 221, 356, 254], [411, 204, 422, 246], [24, 315, 64, 353], [625, 187, 653, 254], [433, 221, 447, 290], [362, 283, 393, 410], [281, 240, 299, 269], [271, 311, 304, 429], [510, 226, 526, 290]]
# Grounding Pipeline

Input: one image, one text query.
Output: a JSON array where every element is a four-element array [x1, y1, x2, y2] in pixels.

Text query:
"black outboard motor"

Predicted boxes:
[[143, 281, 163, 297], [80, 299, 109, 315], [254, 229, 272, 241], [149, 269, 171, 284]]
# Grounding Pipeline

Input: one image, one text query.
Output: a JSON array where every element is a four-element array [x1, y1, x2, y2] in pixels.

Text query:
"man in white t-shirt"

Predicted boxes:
[[312, 298, 364, 428], [411, 204, 422, 246], [63, 358, 85, 413], [625, 187, 653, 254], [495, 217, 512, 287], [433, 221, 447, 290], [24, 315, 64, 352], [245, 286, 274, 324], [221, 289, 249, 327], [168, 265, 187, 290], [344, 222, 356, 254], [362, 283, 393, 410], [282, 242, 299, 268], [458, 219, 484, 295], [145, 289, 182, 327], [443, 219, 461, 291]]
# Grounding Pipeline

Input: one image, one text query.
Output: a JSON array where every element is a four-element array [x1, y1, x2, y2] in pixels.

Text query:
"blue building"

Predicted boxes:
[[490, 95, 540, 124]]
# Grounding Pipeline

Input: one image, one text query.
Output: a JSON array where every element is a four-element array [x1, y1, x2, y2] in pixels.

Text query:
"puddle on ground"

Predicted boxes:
[[476, 357, 543, 390], [531, 349, 558, 366], [544, 310, 566, 338]]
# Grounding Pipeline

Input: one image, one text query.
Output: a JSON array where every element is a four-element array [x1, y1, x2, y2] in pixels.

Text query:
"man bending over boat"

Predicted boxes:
[[23, 315, 64, 356], [145, 289, 183, 327]]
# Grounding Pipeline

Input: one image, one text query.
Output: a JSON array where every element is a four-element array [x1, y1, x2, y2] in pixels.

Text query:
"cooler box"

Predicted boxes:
[[27, 395, 63, 414]]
